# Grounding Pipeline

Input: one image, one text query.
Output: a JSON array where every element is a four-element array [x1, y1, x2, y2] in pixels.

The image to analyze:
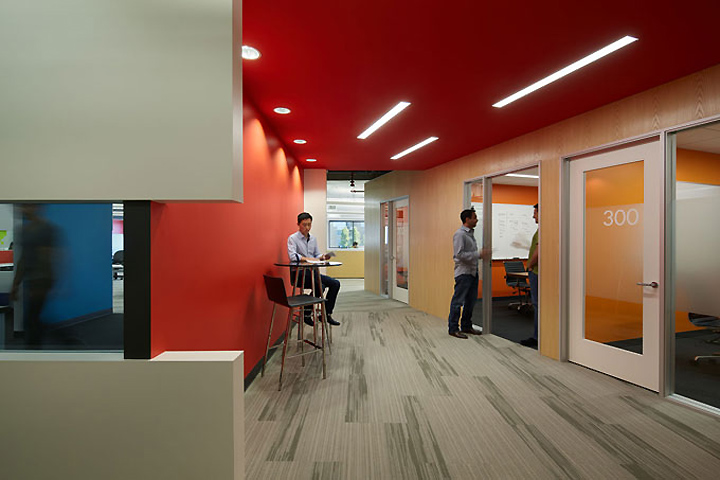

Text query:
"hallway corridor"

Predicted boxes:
[[245, 287, 720, 479]]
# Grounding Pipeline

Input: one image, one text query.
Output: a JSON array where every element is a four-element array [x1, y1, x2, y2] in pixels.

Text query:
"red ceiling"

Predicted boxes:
[[242, 0, 720, 171]]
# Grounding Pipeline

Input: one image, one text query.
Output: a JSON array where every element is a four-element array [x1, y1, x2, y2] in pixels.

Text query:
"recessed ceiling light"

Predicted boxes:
[[357, 101, 411, 139], [273, 107, 291, 114], [506, 173, 539, 179], [241, 45, 261, 60], [293, 139, 307, 144], [391, 136, 439, 160], [492, 35, 638, 108], [306, 158, 317, 162]]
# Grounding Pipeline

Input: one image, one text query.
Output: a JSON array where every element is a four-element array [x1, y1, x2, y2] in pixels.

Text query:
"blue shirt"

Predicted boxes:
[[453, 225, 479, 277], [287, 231, 321, 263]]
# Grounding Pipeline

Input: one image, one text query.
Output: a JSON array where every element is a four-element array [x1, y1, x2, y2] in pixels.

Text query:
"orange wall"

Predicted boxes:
[[149, 100, 304, 375], [677, 148, 720, 185], [674, 148, 720, 333]]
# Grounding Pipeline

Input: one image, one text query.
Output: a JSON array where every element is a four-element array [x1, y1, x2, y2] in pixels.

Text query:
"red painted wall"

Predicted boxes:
[[149, 101, 304, 375]]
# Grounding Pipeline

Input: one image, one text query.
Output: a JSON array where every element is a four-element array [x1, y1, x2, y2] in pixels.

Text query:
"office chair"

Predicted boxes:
[[112, 250, 124, 279], [688, 312, 720, 363], [263, 275, 329, 390], [503, 260, 531, 312]]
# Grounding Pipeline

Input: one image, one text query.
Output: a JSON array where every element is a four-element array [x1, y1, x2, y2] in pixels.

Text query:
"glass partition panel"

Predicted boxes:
[[0, 203, 123, 352], [584, 162, 644, 353], [673, 123, 720, 409], [380, 202, 389, 296], [395, 203, 408, 290]]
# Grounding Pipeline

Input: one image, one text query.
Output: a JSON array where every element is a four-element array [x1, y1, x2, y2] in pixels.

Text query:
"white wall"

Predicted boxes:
[[0, 0, 242, 202], [304, 170, 328, 256], [0, 351, 245, 480]]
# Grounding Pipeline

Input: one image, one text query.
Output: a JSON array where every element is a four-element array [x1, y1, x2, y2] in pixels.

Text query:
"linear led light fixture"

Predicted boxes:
[[492, 35, 638, 108], [357, 101, 411, 139], [506, 173, 539, 179], [391, 136, 439, 160]]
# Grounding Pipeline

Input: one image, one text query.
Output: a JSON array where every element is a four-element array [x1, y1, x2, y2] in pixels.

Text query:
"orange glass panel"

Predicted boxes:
[[584, 161, 644, 352], [395, 206, 408, 289]]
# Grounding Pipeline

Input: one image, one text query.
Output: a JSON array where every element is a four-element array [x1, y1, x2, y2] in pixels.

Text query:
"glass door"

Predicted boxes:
[[392, 198, 409, 303], [568, 138, 663, 391], [380, 202, 389, 296]]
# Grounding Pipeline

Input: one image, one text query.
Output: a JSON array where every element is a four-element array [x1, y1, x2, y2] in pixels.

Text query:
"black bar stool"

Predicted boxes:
[[262, 275, 329, 390]]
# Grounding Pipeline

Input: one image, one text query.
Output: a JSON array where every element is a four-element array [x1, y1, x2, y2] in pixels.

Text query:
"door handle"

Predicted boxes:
[[636, 281, 659, 288]]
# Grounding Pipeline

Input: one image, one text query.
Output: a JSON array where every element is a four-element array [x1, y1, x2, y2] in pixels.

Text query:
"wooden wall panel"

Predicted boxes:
[[364, 63, 720, 360]]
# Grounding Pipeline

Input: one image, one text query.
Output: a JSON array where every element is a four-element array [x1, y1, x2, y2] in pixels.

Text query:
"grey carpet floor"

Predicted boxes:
[[245, 288, 720, 480]]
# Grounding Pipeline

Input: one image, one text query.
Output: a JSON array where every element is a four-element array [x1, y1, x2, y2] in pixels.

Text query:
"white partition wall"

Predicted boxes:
[[0, 351, 245, 480], [0, 0, 242, 202], [304, 170, 329, 256]]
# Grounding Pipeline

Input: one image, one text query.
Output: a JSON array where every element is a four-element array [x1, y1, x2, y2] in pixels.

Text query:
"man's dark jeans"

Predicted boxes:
[[447, 273, 478, 333], [290, 269, 341, 315]]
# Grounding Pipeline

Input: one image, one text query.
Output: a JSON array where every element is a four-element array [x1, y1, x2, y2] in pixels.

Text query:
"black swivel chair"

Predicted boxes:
[[503, 260, 531, 312], [688, 312, 720, 363], [263, 275, 329, 390], [112, 250, 124, 279]]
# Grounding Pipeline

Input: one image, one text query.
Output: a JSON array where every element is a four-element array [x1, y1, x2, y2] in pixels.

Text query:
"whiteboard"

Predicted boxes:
[[675, 181, 720, 316], [471, 203, 537, 260]]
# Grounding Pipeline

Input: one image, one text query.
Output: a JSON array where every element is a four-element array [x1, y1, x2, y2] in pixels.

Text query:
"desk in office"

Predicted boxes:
[[0, 263, 13, 271]]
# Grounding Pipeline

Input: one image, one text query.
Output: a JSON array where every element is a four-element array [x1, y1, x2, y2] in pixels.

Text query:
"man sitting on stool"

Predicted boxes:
[[287, 212, 341, 326]]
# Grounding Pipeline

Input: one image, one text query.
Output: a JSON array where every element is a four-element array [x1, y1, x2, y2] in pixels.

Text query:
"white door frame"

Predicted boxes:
[[561, 134, 665, 393], [391, 197, 410, 303]]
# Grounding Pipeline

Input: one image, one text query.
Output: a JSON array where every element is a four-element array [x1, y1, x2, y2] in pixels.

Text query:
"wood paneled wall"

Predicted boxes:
[[365, 63, 720, 360]]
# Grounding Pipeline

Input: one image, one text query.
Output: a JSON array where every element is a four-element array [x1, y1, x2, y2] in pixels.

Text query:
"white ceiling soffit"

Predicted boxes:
[[493, 167, 539, 186], [677, 122, 720, 155], [326, 180, 366, 199]]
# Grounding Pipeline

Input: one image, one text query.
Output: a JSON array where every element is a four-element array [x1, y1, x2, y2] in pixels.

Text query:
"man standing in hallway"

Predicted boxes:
[[10, 204, 59, 348], [521, 204, 539, 348], [287, 212, 341, 326], [448, 208, 490, 339]]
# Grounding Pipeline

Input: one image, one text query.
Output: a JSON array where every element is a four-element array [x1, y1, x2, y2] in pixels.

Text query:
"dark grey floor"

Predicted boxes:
[[469, 296, 535, 345], [1, 278, 124, 351], [675, 330, 720, 409]]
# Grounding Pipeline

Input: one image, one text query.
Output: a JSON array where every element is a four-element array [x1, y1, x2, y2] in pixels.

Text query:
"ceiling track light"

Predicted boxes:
[[357, 101, 411, 139], [391, 136, 439, 160], [492, 35, 638, 108]]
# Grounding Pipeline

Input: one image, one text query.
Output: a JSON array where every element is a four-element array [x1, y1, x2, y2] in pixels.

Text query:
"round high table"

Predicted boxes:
[[273, 260, 343, 344]]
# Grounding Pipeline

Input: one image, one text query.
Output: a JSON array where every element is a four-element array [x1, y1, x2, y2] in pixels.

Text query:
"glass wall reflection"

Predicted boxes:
[[0, 203, 123, 352], [673, 123, 720, 409]]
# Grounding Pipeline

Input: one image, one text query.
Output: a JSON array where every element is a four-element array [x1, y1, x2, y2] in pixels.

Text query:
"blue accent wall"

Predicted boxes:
[[42, 204, 112, 324]]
